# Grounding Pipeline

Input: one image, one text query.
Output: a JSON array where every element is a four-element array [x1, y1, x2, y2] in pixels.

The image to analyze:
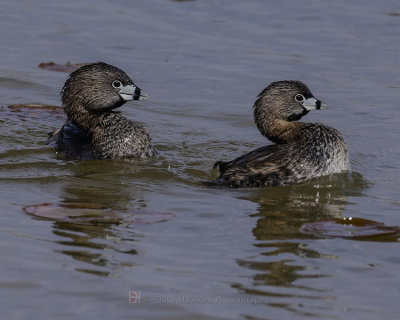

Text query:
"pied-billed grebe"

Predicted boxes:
[[48, 62, 155, 159], [213, 80, 349, 187]]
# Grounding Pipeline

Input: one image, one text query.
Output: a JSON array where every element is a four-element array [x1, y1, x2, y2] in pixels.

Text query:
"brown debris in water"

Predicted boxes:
[[24, 203, 175, 226], [300, 217, 400, 241], [7, 104, 63, 113], [38, 61, 91, 72]]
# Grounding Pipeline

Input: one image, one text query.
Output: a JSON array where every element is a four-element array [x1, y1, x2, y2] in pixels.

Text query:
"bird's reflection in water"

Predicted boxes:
[[234, 172, 369, 315], [247, 172, 368, 240], [60, 159, 149, 209], [51, 159, 150, 277], [53, 221, 140, 277]]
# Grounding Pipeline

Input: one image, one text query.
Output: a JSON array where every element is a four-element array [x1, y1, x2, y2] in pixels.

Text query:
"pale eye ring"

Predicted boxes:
[[295, 94, 305, 102], [112, 80, 122, 88]]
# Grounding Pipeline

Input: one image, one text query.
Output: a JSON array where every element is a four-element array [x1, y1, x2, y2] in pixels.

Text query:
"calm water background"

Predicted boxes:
[[1, 0, 400, 319]]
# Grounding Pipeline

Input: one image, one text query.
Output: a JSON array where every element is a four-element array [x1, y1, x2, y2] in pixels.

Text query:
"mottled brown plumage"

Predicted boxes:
[[213, 81, 349, 187], [48, 62, 155, 160]]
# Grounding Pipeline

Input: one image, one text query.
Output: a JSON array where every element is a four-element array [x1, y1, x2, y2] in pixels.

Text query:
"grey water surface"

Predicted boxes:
[[1, 0, 400, 319]]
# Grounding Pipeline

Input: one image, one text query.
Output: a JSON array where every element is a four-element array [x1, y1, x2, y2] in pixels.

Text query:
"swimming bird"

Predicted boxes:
[[213, 80, 349, 187], [48, 62, 155, 160]]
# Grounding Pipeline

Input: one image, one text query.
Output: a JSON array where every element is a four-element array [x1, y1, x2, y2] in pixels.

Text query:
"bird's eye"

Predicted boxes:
[[295, 94, 305, 102], [112, 80, 122, 88]]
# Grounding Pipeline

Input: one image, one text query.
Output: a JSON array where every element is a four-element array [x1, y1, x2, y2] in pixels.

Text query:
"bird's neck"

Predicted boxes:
[[64, 104, 114, 135], [257, 117, 305, 144]]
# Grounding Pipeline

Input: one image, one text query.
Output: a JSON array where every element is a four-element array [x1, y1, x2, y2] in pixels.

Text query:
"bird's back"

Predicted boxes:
[[214, 123, 349, 187], [48, 114, 156, 160], [47, 120, 95, 160]]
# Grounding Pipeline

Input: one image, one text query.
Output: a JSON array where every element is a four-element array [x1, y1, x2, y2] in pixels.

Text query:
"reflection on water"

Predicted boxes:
[[234, 172, 370, 316], [246, 172, 368, 240], [45, 167, 142, 277], [44, 159, 174, 277], [60, 160, 147, 209], [53, 221, 139, 277]]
